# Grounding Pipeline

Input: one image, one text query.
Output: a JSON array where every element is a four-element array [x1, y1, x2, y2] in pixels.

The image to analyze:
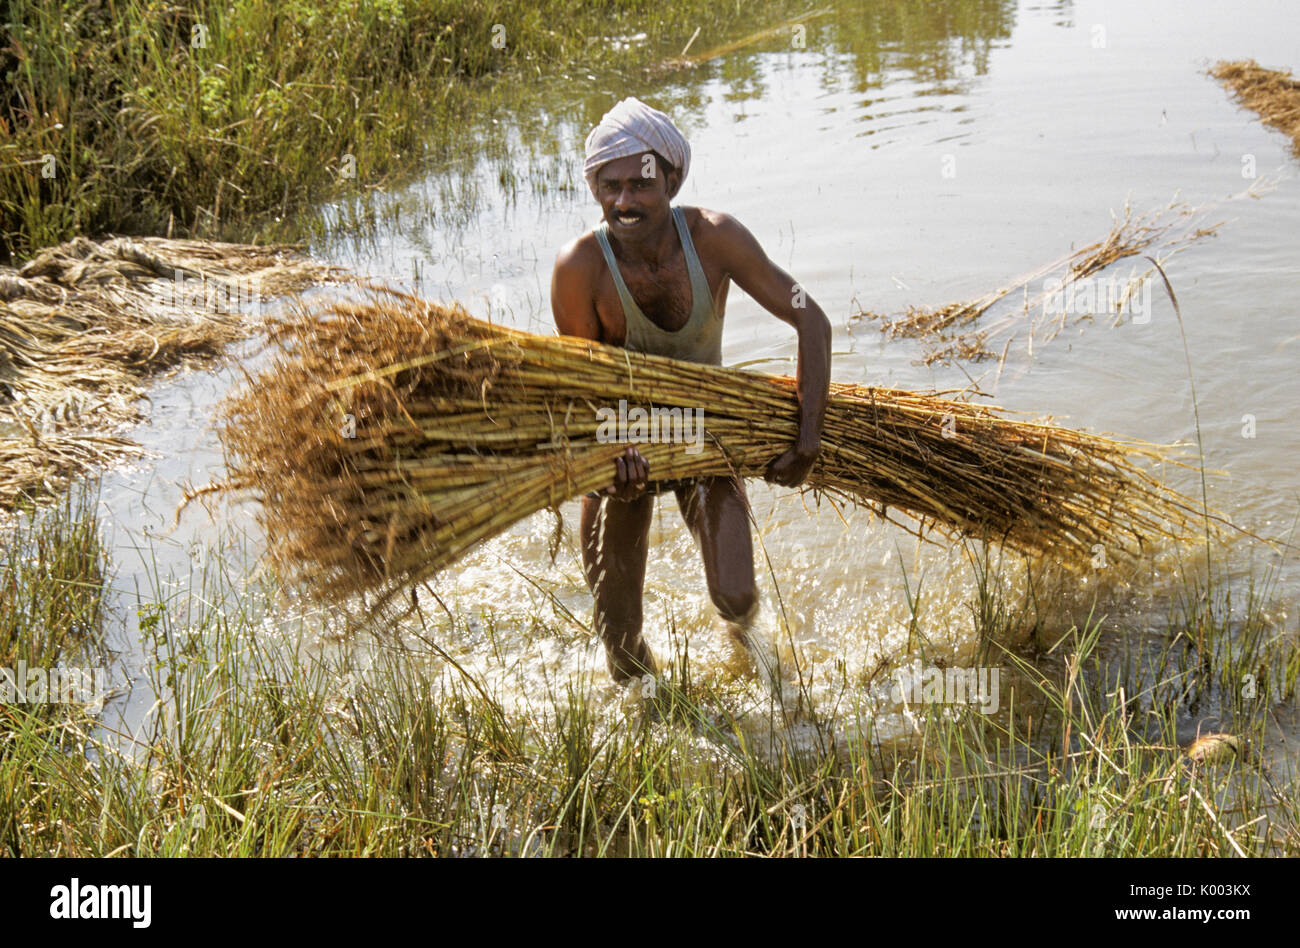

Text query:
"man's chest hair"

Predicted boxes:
[[618, 257, 694, 321]]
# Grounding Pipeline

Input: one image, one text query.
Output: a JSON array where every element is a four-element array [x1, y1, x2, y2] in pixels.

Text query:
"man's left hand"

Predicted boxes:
[[764, 444, 819, 488]]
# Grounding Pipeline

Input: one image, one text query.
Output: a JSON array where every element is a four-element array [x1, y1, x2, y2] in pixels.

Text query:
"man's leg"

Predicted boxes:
[[580, 492, 657, 682], [674, 476, 760, 654]]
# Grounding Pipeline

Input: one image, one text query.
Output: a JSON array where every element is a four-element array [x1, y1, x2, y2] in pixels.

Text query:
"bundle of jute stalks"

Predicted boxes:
[[211, 286, 1203, 607]]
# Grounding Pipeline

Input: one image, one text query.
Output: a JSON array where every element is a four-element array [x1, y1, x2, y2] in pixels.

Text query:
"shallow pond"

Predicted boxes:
[[93, 0, 1298, 764]]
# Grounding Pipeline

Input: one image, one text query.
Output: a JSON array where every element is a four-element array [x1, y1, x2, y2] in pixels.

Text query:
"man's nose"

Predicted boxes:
[[615, 186, 635, 209]]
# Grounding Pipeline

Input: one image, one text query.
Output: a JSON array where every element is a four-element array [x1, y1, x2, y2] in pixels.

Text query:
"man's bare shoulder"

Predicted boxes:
[[554, 230, 604, 277], [681, 206, 763, 262], [681, 205, 740, 234], [551, 229, 608, 339]]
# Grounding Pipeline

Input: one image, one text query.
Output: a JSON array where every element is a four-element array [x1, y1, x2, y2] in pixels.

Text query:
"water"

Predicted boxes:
[[93, 0, 1298, 757]]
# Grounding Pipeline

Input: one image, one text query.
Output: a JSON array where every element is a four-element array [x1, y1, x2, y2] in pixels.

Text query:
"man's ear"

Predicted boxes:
[[665, 168, 683, 199]]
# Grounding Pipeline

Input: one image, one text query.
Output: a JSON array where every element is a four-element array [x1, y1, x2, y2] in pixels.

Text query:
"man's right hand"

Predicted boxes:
[[605, 446, 649, 501]]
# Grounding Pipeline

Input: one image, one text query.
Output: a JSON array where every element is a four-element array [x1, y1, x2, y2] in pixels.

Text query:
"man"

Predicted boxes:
[[550, 97, 831, 685]]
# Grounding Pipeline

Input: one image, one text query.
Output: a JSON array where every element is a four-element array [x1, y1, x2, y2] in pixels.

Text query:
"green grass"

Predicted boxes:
[[0, 485, 109, 852], [0, 487, 105, 671], [0, 0, 808, 263], [3, 490, 1297, 856]]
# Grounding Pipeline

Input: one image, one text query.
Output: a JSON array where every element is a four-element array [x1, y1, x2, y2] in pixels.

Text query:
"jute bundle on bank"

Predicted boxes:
[[0, 235, 346, 509], [212, 286, 1204, 607], [1, 235, 344, 426]]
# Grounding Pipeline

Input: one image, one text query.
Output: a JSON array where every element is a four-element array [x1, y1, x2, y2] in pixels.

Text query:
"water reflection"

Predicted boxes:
[[304, 0, 1022, 257]]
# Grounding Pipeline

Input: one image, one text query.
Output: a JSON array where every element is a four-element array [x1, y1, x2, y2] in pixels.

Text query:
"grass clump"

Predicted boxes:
[[4, 512, 1297, 857], [0, 0, 804, 263], [0, 485, 109, 854]]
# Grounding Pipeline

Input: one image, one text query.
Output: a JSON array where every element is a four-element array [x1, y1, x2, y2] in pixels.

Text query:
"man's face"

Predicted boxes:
[[594, 152, 680, 241]]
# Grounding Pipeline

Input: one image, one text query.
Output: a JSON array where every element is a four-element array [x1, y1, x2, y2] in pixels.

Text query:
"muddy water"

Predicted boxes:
[[95, 0, 1298, 758]]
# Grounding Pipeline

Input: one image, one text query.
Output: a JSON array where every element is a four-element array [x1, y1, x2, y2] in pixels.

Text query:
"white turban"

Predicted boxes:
[[583, 97, 691, 196]]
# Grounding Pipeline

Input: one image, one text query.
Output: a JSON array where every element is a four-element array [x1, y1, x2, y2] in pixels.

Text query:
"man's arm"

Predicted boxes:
[[712, 214, 832, 487], [550, 238, 603, 341], [550, 240, 649, 500]]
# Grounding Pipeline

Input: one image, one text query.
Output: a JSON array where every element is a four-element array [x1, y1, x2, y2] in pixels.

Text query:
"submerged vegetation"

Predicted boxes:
[[856, 194, 1228, 366]]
